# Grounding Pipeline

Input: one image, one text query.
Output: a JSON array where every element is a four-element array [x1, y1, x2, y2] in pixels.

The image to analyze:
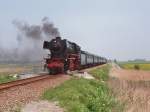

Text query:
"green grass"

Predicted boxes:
[[89, 65, 110, 81], [42, 65, 123, 112], [119, 63, 150, 70], [0, 74, 17, 84]]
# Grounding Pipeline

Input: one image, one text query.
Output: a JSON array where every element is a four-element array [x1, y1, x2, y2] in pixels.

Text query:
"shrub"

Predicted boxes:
[[134, 64, 140, 70]]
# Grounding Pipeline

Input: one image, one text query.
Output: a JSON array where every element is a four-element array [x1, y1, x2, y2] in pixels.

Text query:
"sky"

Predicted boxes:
[[0, 0, 150, 61]]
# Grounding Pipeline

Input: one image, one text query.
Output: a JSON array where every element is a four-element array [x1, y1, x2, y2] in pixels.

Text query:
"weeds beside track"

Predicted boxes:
[[0, 75, 17, 84]]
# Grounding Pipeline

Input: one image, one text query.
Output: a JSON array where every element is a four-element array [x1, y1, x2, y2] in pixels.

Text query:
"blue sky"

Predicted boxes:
[[0, 0, 150, 60]]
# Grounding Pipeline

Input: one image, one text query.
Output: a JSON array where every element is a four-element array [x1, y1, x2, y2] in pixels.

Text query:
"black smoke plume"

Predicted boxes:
[[12, 17, 60, 40], [42, 17, 60, 37], [0, 17, 60, 63]]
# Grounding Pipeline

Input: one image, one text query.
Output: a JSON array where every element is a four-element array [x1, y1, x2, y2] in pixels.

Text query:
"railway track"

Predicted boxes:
[[0, 65, 105, 91], [0, 74, 52, 90]]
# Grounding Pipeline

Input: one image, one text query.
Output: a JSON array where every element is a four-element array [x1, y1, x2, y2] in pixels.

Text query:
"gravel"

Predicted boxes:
[[0, 74, 70, 112], [21, 100, 64, 112]]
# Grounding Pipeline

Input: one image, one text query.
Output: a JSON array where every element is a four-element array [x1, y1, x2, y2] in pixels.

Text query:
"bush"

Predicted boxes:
[[134, 64, 140, 70]]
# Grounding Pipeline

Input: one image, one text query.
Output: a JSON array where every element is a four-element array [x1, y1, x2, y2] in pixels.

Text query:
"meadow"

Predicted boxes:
[[119, 62, 150, 70], [0, 63, 42, 84]]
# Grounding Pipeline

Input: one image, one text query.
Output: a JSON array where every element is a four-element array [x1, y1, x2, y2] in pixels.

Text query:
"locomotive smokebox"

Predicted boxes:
[[43, 37, 62, 50]]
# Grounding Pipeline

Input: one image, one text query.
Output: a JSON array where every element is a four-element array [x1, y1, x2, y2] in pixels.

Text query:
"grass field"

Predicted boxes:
[[0, 63, 42, 74], [0, 63, 42, 84], [42, 65, 123, 112], [119, 62, 150, 70]]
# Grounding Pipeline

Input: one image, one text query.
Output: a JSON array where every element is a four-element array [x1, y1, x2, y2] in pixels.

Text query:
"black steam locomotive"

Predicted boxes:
[[43, 37, 107, 74]]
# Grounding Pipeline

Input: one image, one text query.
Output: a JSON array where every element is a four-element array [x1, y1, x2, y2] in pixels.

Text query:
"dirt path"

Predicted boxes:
[[109, 63, 150, 112]]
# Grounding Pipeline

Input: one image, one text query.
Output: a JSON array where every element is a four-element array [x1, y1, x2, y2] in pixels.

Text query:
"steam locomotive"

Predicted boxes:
[[43, 37, 107, 74]]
